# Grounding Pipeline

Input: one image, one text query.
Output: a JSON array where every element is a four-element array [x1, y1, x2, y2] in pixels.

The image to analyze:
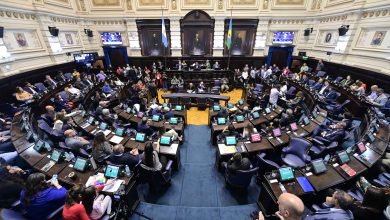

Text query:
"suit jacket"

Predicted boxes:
[[305, 208, 354, 220], [318, 128, 345, 143], [164, 111, 175, 120], [137, 123, 154, 136], [312, 82, 323, 91], [373, 94, 388, 108], [325, 91, 338, 102], [109, 153, 140, 168], [55, 75, 66, 83], [44, 79, 57, 88], [227, 158, 251, 173], [23, 86, 38, 95]]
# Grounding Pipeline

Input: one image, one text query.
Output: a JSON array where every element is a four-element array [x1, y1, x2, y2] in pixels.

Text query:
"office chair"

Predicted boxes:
[[256, 153, 280, 179], [197, 97, 207, 110], [169, 97, 179, 106], [373, 173, 390, 187], [37, 120, 65, 143], [281, 137, 312, 168], [285, 86, 297, 100], [347, 189, 364, 201], [222, 163, 259, 188], [139, 160, 173, 192], [316, 71, 326, 78], [64, 73, 73, 80], [181, 97, 191, 109], [334, 76, 343, 84], [308, 79, 316, 87], [326, 99, 350, 119], [58, 142, 90, 158], [253, 84, 263, 96], [35, 83, 48, 93]]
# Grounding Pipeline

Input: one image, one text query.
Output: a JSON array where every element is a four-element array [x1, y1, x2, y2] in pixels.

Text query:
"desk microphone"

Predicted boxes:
[[276, 137, 283, 144]]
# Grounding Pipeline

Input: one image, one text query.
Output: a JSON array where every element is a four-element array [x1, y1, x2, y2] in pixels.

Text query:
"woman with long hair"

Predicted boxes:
[[142, 142, 167, 171], [91, 131, 113, 161], [82, 186, 112, 220], [243, 123, 258, 138], [20, 172, 66, 220], [62, 184, 90, 220]]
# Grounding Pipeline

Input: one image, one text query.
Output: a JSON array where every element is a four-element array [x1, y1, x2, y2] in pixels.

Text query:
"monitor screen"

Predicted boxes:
[[236, 115, 244, 122], [252, 111, 260, 119], [152, 115, 160, 122], [217, 117, 226, 125], [162, 103, 168, 108], [160, 136, 172, 146], [273, 31, 294, 45], [312, 111, 318, 118], [366, 133, 375, 143], [169, 117, 178, 124], [227, 103, 235, 109], [265, 108, 271, 114], [73, 53, 96, 65], [303, 117, 310, 125], [337, 151, 350, 164], [51, 149, 62, 162], [115, 128, 124, 137], [99, 122, 108, 130], [87, 116, 94, 124], [213, 105, 221, 111], [312, 159, 327, 174], [104, 165, 120, 178], [279, 167, 294, 182], [290, 122, 298, 131], [273, 128, 282, 137], [137, 112, 144, 118], [100, 32, 123, 45], [34, 140, 44, 152], [225, 136, 237, 146], [74, 157, 88, 172], [250, 133, 261, 143], [135, 132, 145, 142], [357, 142, 366, 153], [238, 99, 244, 105], [126, 107, 131, 113], [175, 105, 183, 111]]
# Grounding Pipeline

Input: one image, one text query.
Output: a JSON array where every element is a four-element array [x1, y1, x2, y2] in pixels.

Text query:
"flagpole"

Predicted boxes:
[[227, 8, 232, 71], [161, 5, 167, 71]]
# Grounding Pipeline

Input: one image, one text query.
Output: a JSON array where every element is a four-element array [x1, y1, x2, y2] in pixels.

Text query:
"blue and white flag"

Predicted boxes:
[[162, 17, 168, 48]]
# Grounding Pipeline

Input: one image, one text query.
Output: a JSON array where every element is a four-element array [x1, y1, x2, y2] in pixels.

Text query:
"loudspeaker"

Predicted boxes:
[[48, 26, 59, 37], [66, 52, 71, 56], [304, 29, 310, 36], [87, 30, 93, 37], [0, 27, 4, 38], [338, 25, 349, 36], [326, 52, 332, 55], [298, 52, 306, 56]]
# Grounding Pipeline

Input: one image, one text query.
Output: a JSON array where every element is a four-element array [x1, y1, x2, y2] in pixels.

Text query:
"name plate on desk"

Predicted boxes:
[[269, 179, 278, 183], [305, 172, 313, 176]]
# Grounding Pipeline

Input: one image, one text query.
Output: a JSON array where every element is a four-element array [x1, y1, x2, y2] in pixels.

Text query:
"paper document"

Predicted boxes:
[[103, 179, 124, 192], [110, 135, 124, 144]]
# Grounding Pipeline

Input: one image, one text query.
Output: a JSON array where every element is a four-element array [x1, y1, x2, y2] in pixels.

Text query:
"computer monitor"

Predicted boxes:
[[104, 165, 120, 178], [303, 116, 310, 125], [225, 136, 237, 146], [217, 117, 226, 125], [73, 157, 88, 172], [137, 112, 144, 118], [236, 115, 244, 123], [135, 132, 145, 142], [87, 116, 94, 124], [115, 128, 124, 137], [213, 105, 221, 111], [357, 142, 366, 154], [366, 133, 375, 143], [152, 115, 160, 122], [99, 122, 108, 130], [272, 128, 282, 137], [33, 140, 45, 152], [290, 122, 298, 131], [125, 107, 131, 113], [311, 111, 318, 118], [175, 105, 183, 111], [162, 103, 168, 108], [337, 150, 350, 164], [311, 159, 327, 175], [169, 117, 178, 124], [252, 111, 260, 119], [250, 133, 261, 143], [227, 103, 235, 109], [238, 99, 244, 105], [265, 108, 271, 114], [160, 135, 172, 146], [50, 149, 62, 162], [279, 167, 295, 182]]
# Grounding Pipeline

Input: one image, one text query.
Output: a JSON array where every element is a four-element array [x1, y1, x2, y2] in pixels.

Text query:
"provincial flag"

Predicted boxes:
[[226, 17, 232, 49], [162, 16, 168, 48]]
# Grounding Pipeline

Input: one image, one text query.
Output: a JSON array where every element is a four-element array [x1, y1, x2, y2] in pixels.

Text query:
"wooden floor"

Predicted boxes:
[[158, 89, 243, 125]]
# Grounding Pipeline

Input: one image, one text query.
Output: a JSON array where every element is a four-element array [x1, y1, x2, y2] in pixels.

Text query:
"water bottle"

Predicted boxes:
[[125, 165, 131, 177], [279, 182, 287, 193]]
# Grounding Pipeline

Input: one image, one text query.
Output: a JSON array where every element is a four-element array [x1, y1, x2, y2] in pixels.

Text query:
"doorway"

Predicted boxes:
[[267, 46, 294, 68]]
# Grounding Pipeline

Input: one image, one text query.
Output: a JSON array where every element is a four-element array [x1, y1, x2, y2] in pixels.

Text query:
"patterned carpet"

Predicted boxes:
[[158, 89, 243, 125]]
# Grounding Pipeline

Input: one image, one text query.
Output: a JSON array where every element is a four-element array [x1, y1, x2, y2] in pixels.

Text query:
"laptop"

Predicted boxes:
[[99, 122, 108, 131], [235, 115, 244, 123], [225, 136, 237, 146], [311, 159, 327, 175], [73, 157, 88, 172], [135, 132, 146, 142], [169, 117, 179, 124], [265, 108, 271, 114], [227, 103, 235, 109], [337, 150, 350, 164], [33, 140, 45, 152], [279, 167, 295, 182], [238, 99, 244, 105], [175, 105, 183, 111], [160, 135, 172, 146], [213, 105, 221, 111], [115, 128, 125, 137], [104, 165, 120, 178], [250, 133, 261, 143], [217, 117, 226, 125], [290, 122, 298, 132], [302, 116, 310, 126], [152, 115, 160, 122], [356, 142, 367, 154], [272, 128, 282, 137], [251, 111, 260, 119]]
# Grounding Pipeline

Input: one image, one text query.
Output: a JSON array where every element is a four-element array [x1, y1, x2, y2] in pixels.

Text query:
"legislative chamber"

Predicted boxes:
[[0, 1, 390, 220]]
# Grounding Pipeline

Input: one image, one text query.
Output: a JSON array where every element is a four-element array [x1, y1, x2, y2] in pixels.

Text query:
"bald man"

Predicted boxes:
[[41, 105, 56, 127], [258, 193, 304, 220]]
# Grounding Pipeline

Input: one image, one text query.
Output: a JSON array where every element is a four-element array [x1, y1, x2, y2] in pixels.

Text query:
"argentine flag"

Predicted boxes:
[[162, 17, 168, 48]]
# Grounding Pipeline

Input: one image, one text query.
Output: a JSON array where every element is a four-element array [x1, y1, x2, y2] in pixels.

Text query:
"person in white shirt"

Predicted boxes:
[[280, 82, 288, 96], [65, 85, 80, 97], [265, 67, 272, 80], [241, 71, 249, 86], [318, 80, 330, 95], [269, 86, 280, 108]]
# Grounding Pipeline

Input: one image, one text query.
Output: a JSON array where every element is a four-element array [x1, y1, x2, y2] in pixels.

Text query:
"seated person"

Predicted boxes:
[[55, 71, 67, 83], [366, 85, 378, 100], [221, 152, 251, 173], [53, 94, 73, 112], [74, 78, 88, 90], [137, 117, 154, 136], [0, 159, 27, 208], [217, 107, 229, 119], [95, 101, 109, 117], [220, 77, 229, 93], [299, 63, 309, 74], [242, 123, 258, 138], [311, 121, 346, 144], [64, 85, 80, 98], [62, 185, 90, 220], [197, 81, 206, 93], [96, 71, 107, 82], [113, 77, 124, 86], [300, 74, 309, 85], [311, 78, 324, 91], [177, 77, 184, 89], [82, 186, 113, 220], [20, 173, 67, 220], [163, 107, 174, 120], [108, 144, 141, 168], [41, 105, 56, 127], [221, 124, 240, 139], [305, 189, 354, 220], [286, 91, 304, 108], [340, 75, 353, 87], [64, 129, 90, 152], [170, 76, 179, 91], [23, 82, 39, 95], [318, 80, 331, 96], [91, 132, 113, 161], [280, 82, 288, 96], [151, 106, 163, 117], [141, 142, 167, 171], [213, 61, 220, 69], [187, 83, 196, 93], [72, 69, 80, 78], [369, 88, 387, 109], [44, 75, 58, 88], [15, 86, 33, 102], [281, 66, 292, 78], [257, 193, 304, 220], [101, 109, 116, 126], [279, 109, 296, 127], [350, 81, 365, 96], [82, 75, 94, 87]]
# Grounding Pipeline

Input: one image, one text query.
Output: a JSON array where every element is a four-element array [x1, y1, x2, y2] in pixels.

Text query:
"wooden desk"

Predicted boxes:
[[286, 127, 309, 138], [301, 165, 345, 192], [161, 93, 230, 105], [354, 148, 381, 168], [125, 139, 148, 151], [301, 121, 318, 133], [264, 171, 306, 199], [232, 120, 251, 130], [244, 140, 274, 153], [331, 156, 367, 181], [35, 156, 69, 177], [264, 111, 279, 121], [58, 165, 96, 186], [19, 147, 48, 167], [250, 116, 268, 126], [375, 123, 390, 142], [267, 133, 290, 149], [368, 138, 388, 155]]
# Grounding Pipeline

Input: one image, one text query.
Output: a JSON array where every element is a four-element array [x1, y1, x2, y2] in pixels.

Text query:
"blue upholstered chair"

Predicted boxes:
[[139, 160, 173, 192], [308, 79, 316, 87], [334, 76, 343, 84], [316, 71, 326, 78], [253, 84, 263, 96], [326, 99, 350, 118], [37, 120, 65, 143], [64, 72, 73, 80], [281, 137, 312, 168], [212, 80, 221, 91], [223, 164, 259, 188], [347, 189, 364, 201], [285, 86, 297, 100], [309, 137, 339, 158], [35, 83, 48, 92], [256, 153, 280, 178]]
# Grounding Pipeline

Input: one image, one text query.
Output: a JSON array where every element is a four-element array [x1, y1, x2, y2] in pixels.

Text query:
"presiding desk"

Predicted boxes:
[[161, 93, 230, 106]]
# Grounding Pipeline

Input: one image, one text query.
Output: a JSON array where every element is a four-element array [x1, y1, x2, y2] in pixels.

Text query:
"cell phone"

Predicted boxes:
[[51, 174, 58, 183]]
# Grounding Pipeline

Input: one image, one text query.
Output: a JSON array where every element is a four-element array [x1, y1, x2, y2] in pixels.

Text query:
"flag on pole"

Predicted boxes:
[[162, 16, 168, 48], [226, 17, 232, 50]]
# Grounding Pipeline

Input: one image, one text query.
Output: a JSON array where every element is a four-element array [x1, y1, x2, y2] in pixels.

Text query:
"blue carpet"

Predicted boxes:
[[134, 125, 261, 219]]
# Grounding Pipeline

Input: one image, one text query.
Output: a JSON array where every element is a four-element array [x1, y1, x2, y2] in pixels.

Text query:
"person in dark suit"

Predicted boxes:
[[311, 121, 346, 144], [221, 124, 240, 139], [318, 80, 330, 96], [55, 71, 66, 83], [311, 78, 324, 91], [23, 82, 39, 95], [137, 117, 154, 136], [323, 88, 338, 104], [44, 75, 57, 88], [108, 144, 141, 168], [40, 105, 56, 127], [223, 153, 251, 173], [279, 109, 296, 127], [305, 190, 354, 220], [74, 78, 87, 90], [257, 193, 305, 220], [300, 74, 310, 86], [163, 107, 174, 120], [217, 107, 229, 119], [340, 75, 353, 87], [82, 75, 94, 87]]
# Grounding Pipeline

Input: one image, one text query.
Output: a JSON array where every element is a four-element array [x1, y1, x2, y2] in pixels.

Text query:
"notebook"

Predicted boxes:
[[296, 176, 314, 193]]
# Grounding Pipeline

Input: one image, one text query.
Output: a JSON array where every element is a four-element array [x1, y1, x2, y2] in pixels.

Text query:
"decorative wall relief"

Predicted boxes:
[[59, 31, 81, 48], [3, 30, 42, 52]]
